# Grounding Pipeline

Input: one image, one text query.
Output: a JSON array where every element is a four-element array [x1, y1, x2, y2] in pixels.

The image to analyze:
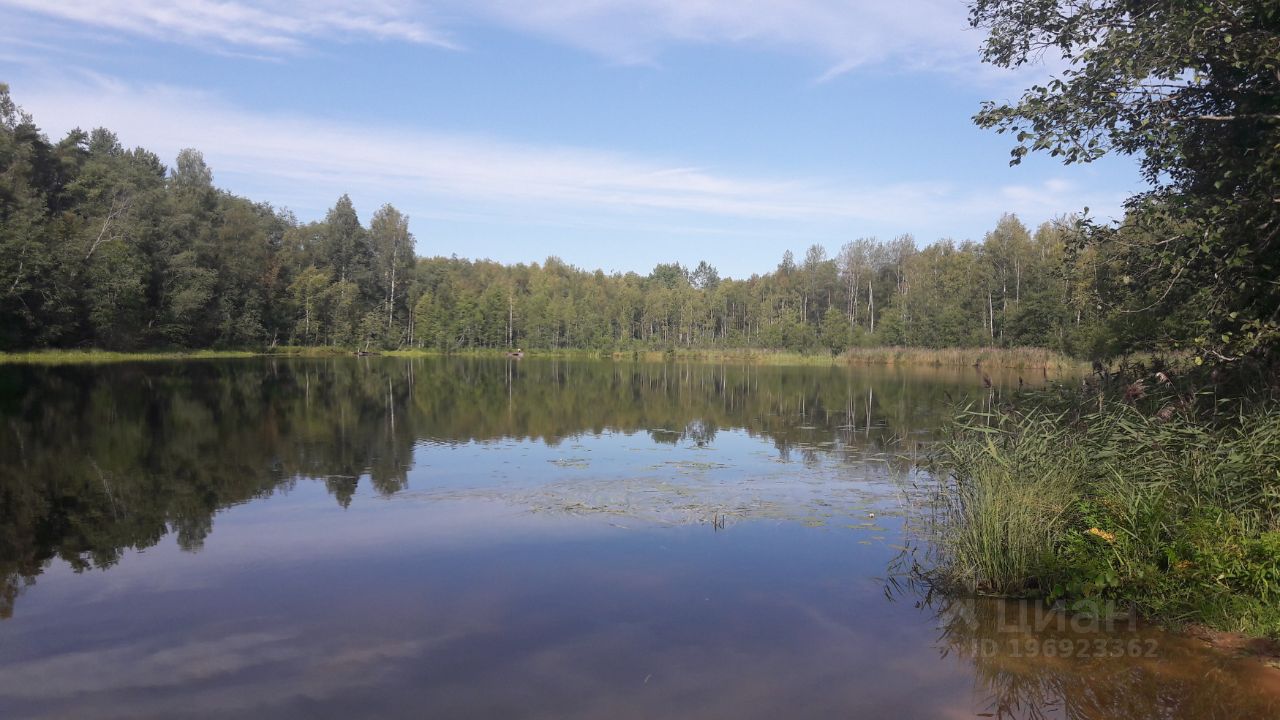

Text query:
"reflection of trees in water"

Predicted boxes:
[[928, 595, 1279, 719], [0, 357, 1012, 619]]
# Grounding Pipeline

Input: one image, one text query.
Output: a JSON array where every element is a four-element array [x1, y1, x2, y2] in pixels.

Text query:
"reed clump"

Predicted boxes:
[[925, 389, 1280, 637], [841, 346, 1082, 370], [927, 410, 1089, 596]]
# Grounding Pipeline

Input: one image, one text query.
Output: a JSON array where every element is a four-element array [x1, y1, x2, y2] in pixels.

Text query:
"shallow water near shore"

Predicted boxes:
[[0, 357, 1275, 719]]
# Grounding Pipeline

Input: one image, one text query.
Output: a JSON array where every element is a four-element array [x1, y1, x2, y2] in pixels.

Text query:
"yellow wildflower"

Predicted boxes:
[[1086, 527, 1116, 543]]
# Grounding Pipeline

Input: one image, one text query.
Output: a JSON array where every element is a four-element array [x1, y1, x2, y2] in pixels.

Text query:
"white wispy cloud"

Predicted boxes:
[[460, 0, 977, 76], [3, 0, 983, 75], [13, 75, 1123, 249], [0, 0, 1069, 94], [0, 0, 454, 51]]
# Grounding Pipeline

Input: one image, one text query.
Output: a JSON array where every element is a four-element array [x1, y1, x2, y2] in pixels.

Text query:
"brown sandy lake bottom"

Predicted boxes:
[[1, 358, 1276, 719]]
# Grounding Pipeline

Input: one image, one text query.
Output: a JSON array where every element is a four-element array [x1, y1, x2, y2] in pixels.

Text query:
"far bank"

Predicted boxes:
[[0, 345, 1085, 370]]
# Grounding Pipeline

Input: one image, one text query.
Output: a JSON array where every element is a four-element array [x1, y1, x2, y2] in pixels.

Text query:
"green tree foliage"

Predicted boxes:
[[394, 225, 1104, 354], [819, 306, 853, 354], [0, 84, 1135, 356], [971, 0, 1280, 359], [369, 203, 415, 345], [0, 86, 415, 351]]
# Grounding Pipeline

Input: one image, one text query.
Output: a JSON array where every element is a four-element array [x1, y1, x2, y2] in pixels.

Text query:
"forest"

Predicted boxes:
[[2, 84, 1175, 359]]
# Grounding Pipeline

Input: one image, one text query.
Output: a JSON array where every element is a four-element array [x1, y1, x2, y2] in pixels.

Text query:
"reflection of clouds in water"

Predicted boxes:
[[0, 629, 460, 718], [0, 609, 967, 720], [0, 632, 301, 698], [408, 594, 970, 719], [1, 540, 975, 719], [7, 512, 1276, 719], [20, 497, 620, 614], [41, 555, 223, 607]]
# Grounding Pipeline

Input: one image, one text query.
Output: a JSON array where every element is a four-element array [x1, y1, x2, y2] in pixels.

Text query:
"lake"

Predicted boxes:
[[0, 357, 1276, 719]]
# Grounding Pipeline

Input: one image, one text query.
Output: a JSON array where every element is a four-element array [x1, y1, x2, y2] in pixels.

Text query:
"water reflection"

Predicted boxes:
[[0, 357, 1018, 620], [928, 595, 1280, 719], [0, 358, 1275, 719]]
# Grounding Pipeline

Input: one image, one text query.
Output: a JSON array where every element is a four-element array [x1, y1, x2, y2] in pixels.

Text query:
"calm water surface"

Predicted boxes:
[[0, 358, 1275, 719]]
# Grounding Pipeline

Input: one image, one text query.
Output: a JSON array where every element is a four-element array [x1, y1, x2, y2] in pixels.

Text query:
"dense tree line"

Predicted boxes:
[[410, 217, 1117, 356], [0, 85, 414, 353], [1, 83, 1177, 358]]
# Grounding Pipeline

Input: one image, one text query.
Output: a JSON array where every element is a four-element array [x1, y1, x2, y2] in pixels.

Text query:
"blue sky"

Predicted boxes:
[[0, 1, 1141, 278]]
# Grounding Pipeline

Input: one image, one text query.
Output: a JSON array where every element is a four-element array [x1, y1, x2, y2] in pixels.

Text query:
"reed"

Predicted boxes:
[[0, 349, 261, 365], [926, 410, 1088, 596], [614, 346, 1083, 368], [924, 398, 1280, 636], [0, 346, 424, 364], [0, 344, 1085, 370], [840, 346, 1083, 370]]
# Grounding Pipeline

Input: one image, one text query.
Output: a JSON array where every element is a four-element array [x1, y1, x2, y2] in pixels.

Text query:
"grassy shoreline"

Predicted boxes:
[[0, 345, 1086, 370], [921, 380, 1280, 639], [0, 346, 378, 364], [0, 349, 269, 364]]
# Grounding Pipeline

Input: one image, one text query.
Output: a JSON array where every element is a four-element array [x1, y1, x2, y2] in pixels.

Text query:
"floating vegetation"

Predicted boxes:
[[846, 522, 887, 532], [549, 458, 590, 469], [392, 463, 907, 534], [646, 460, 731, 473]]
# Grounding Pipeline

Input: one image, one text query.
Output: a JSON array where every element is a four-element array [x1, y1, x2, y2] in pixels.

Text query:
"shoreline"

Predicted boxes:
[[0, 345, 1086, 370]]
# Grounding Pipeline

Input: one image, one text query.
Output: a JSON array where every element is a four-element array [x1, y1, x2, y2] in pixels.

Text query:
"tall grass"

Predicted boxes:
[[0, 346, 380, 365], [924, 398, 1280, 636], [927, 411, 1088, 595], [619, 346, 1083, 369], [0, 349, 262, 365], [841, 346, 1082, 370], [634, 348, 838, 365], [0, 344, 1083, 369]]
